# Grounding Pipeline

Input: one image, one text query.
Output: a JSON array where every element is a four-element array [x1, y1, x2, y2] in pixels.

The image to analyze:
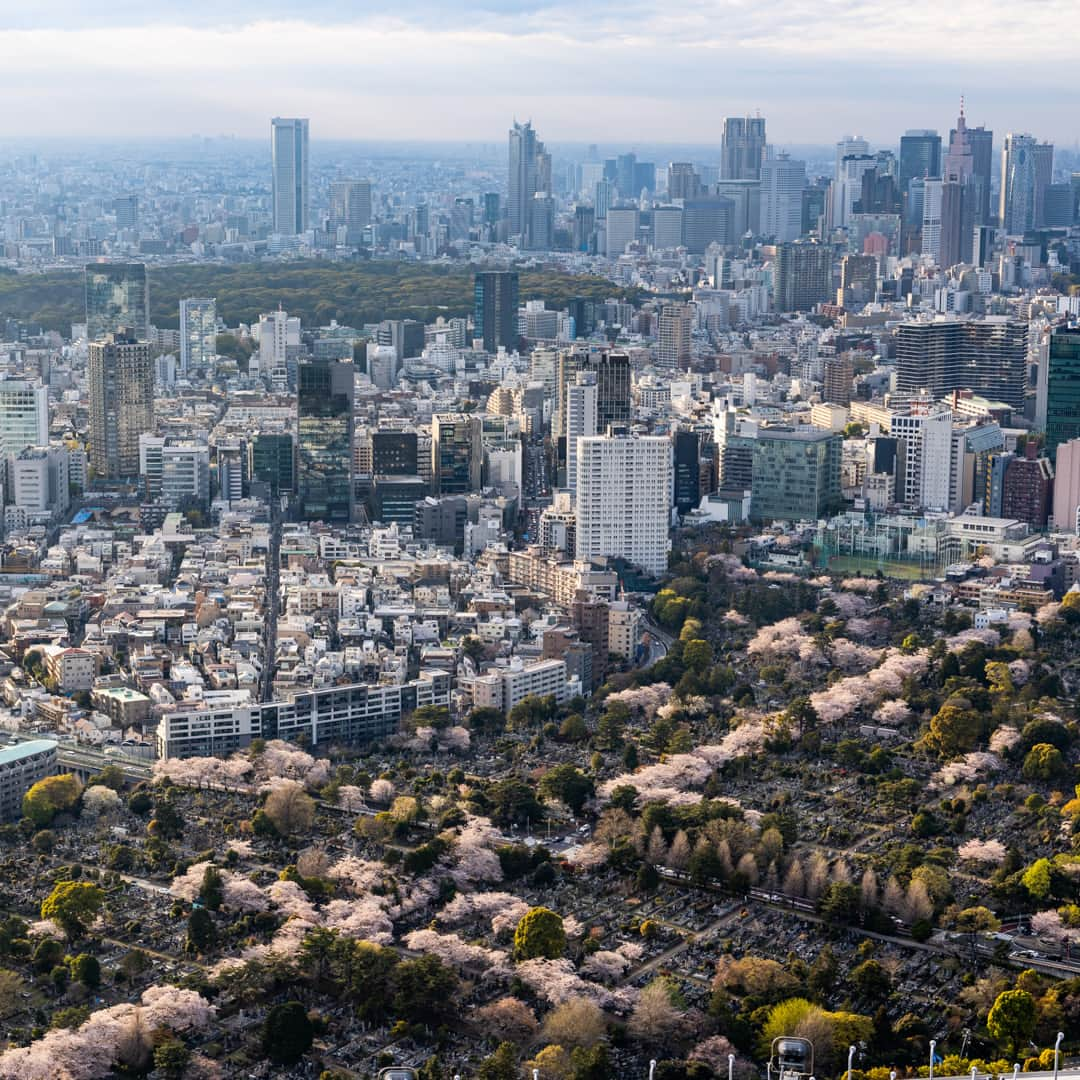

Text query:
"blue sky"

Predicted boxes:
[[0, 1, 1076, 145]]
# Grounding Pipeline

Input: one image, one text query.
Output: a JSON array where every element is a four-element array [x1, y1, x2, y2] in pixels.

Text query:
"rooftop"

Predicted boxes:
[[0, 739, 58, 766]]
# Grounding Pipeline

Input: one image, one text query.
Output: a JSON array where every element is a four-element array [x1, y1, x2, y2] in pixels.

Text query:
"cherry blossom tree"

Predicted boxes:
[[958, 839, 1007, 865]]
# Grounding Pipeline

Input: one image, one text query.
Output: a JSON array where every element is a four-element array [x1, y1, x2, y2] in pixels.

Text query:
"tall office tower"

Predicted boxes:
[[760, 153, 806, 242], [329, 179, 372, 243], [87, 330, 154, 481], [256, 309, 299, 388], [899, 130, 942, 198], [965, 125, 994, 225], [474, 271, 519, 353], [178, 297, 216, 374], [895, 318, 1028, 409], [832, 135, 870, 224], [1000, 133, 1041, 234], [591, 351, 632, 429], [750, 428, 843, 522], [565, 372, 598, 498], [296, 357, 354, 523], [1033, 142, 1055, 227], [432, 414, 482, 495], [773, 241, 833, 312], [673, 430, 701, 515], [605, 207, 640, 254], [655, 304, 693, 370], [668, 162, 702, 200], [823, 355, 854, 406], [594, 179, 612, 220], [715, 179, 761, 237], [615, 152, 637, 197], [937, 179, 970, 269], [683, 196, 734, 252], [508, 120, 546, 246], [0, 380, 48, 456], [652, 206, 684, 250], [1044, 326, 1080, 462], [449, 197, 474, 242], [834, 154, 878, 229], [572, 205, 596, 252], [113, 195, 139, 230], [85, 263, 149, 342], [529, 193, 555, 250], [483, 192, 500, 225], [921, 179, 944, 262], [721, 116, 767, 180], [575, 430, 671, 576], [271, 118, 310, 235]]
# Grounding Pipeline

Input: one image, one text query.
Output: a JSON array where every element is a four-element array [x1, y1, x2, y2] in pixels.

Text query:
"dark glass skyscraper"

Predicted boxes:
[[85, 263, 149, 342], [474, 271, 519, 353], [296, 358, 354, 523], [1045, 327, 1080, 462], [673, 430, 701, 515], [88, 330, 154, 480]]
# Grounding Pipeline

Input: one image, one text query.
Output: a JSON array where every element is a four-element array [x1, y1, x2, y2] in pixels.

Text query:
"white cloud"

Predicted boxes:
[[0, 3, 1075, 142]]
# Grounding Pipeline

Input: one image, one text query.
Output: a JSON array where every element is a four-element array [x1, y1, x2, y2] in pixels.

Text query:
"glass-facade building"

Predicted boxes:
[[1045, 327, 1080, 463], [249, 433, 295, 494], [296, 359, 354, 522], [179, 297, 216, 373], [474, 271, 519, 353], [85, 263, 149, 342], [750, 428, 842, 523]]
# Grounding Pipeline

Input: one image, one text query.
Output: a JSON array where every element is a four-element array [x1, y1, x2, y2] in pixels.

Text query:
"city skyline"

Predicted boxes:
[[1, 2, 1078, 144]]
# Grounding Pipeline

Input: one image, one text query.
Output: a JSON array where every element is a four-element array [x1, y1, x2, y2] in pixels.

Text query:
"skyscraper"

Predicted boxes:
[[721, 116, 766, 180], [673, 430, 701, 515], [965, 125, 994, 225], [591, 351, 632, 429], [575, 431, 671, 576], [760, 153, 805, 242], [773, 242, 833, 312], [179, 298, 216, 374], [474, 271, 519, 353], [329, 180, 372, 244], [899, 130, 942, 197], [896, 318, 1028, 410], [88, 330, 155, 481], [1000, 133, 1040, 234], [508, 120, 547, 247], [1044, 326, 1080, 462], [271, 117, 310, 236], [85, 263, 149, 342], [296, 357, 354, 523], [668, 162, 702, 200]]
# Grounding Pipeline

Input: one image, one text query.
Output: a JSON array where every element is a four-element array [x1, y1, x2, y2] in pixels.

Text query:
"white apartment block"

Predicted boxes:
[[156, 671, 451, 758], [566, 372, 597, 498], [0, 380, 48, 456], [575, 432, 672, 576], [890, 403, 953, 511], [471, 657, 569, 715]]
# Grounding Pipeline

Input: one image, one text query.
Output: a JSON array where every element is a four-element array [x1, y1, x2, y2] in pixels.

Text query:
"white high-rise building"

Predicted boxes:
[[256, 309, 300, 389], [890, 401, 953, 511], [0, 380, 48, 456], [575, 431, 671, 576], [179, 298, 216, 374], [271, 117, 310, 236], [565, 372, 598, 498], [760, 153, 806, 242], [832, 136, 871, 228], [921, 180, 944, 262]]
